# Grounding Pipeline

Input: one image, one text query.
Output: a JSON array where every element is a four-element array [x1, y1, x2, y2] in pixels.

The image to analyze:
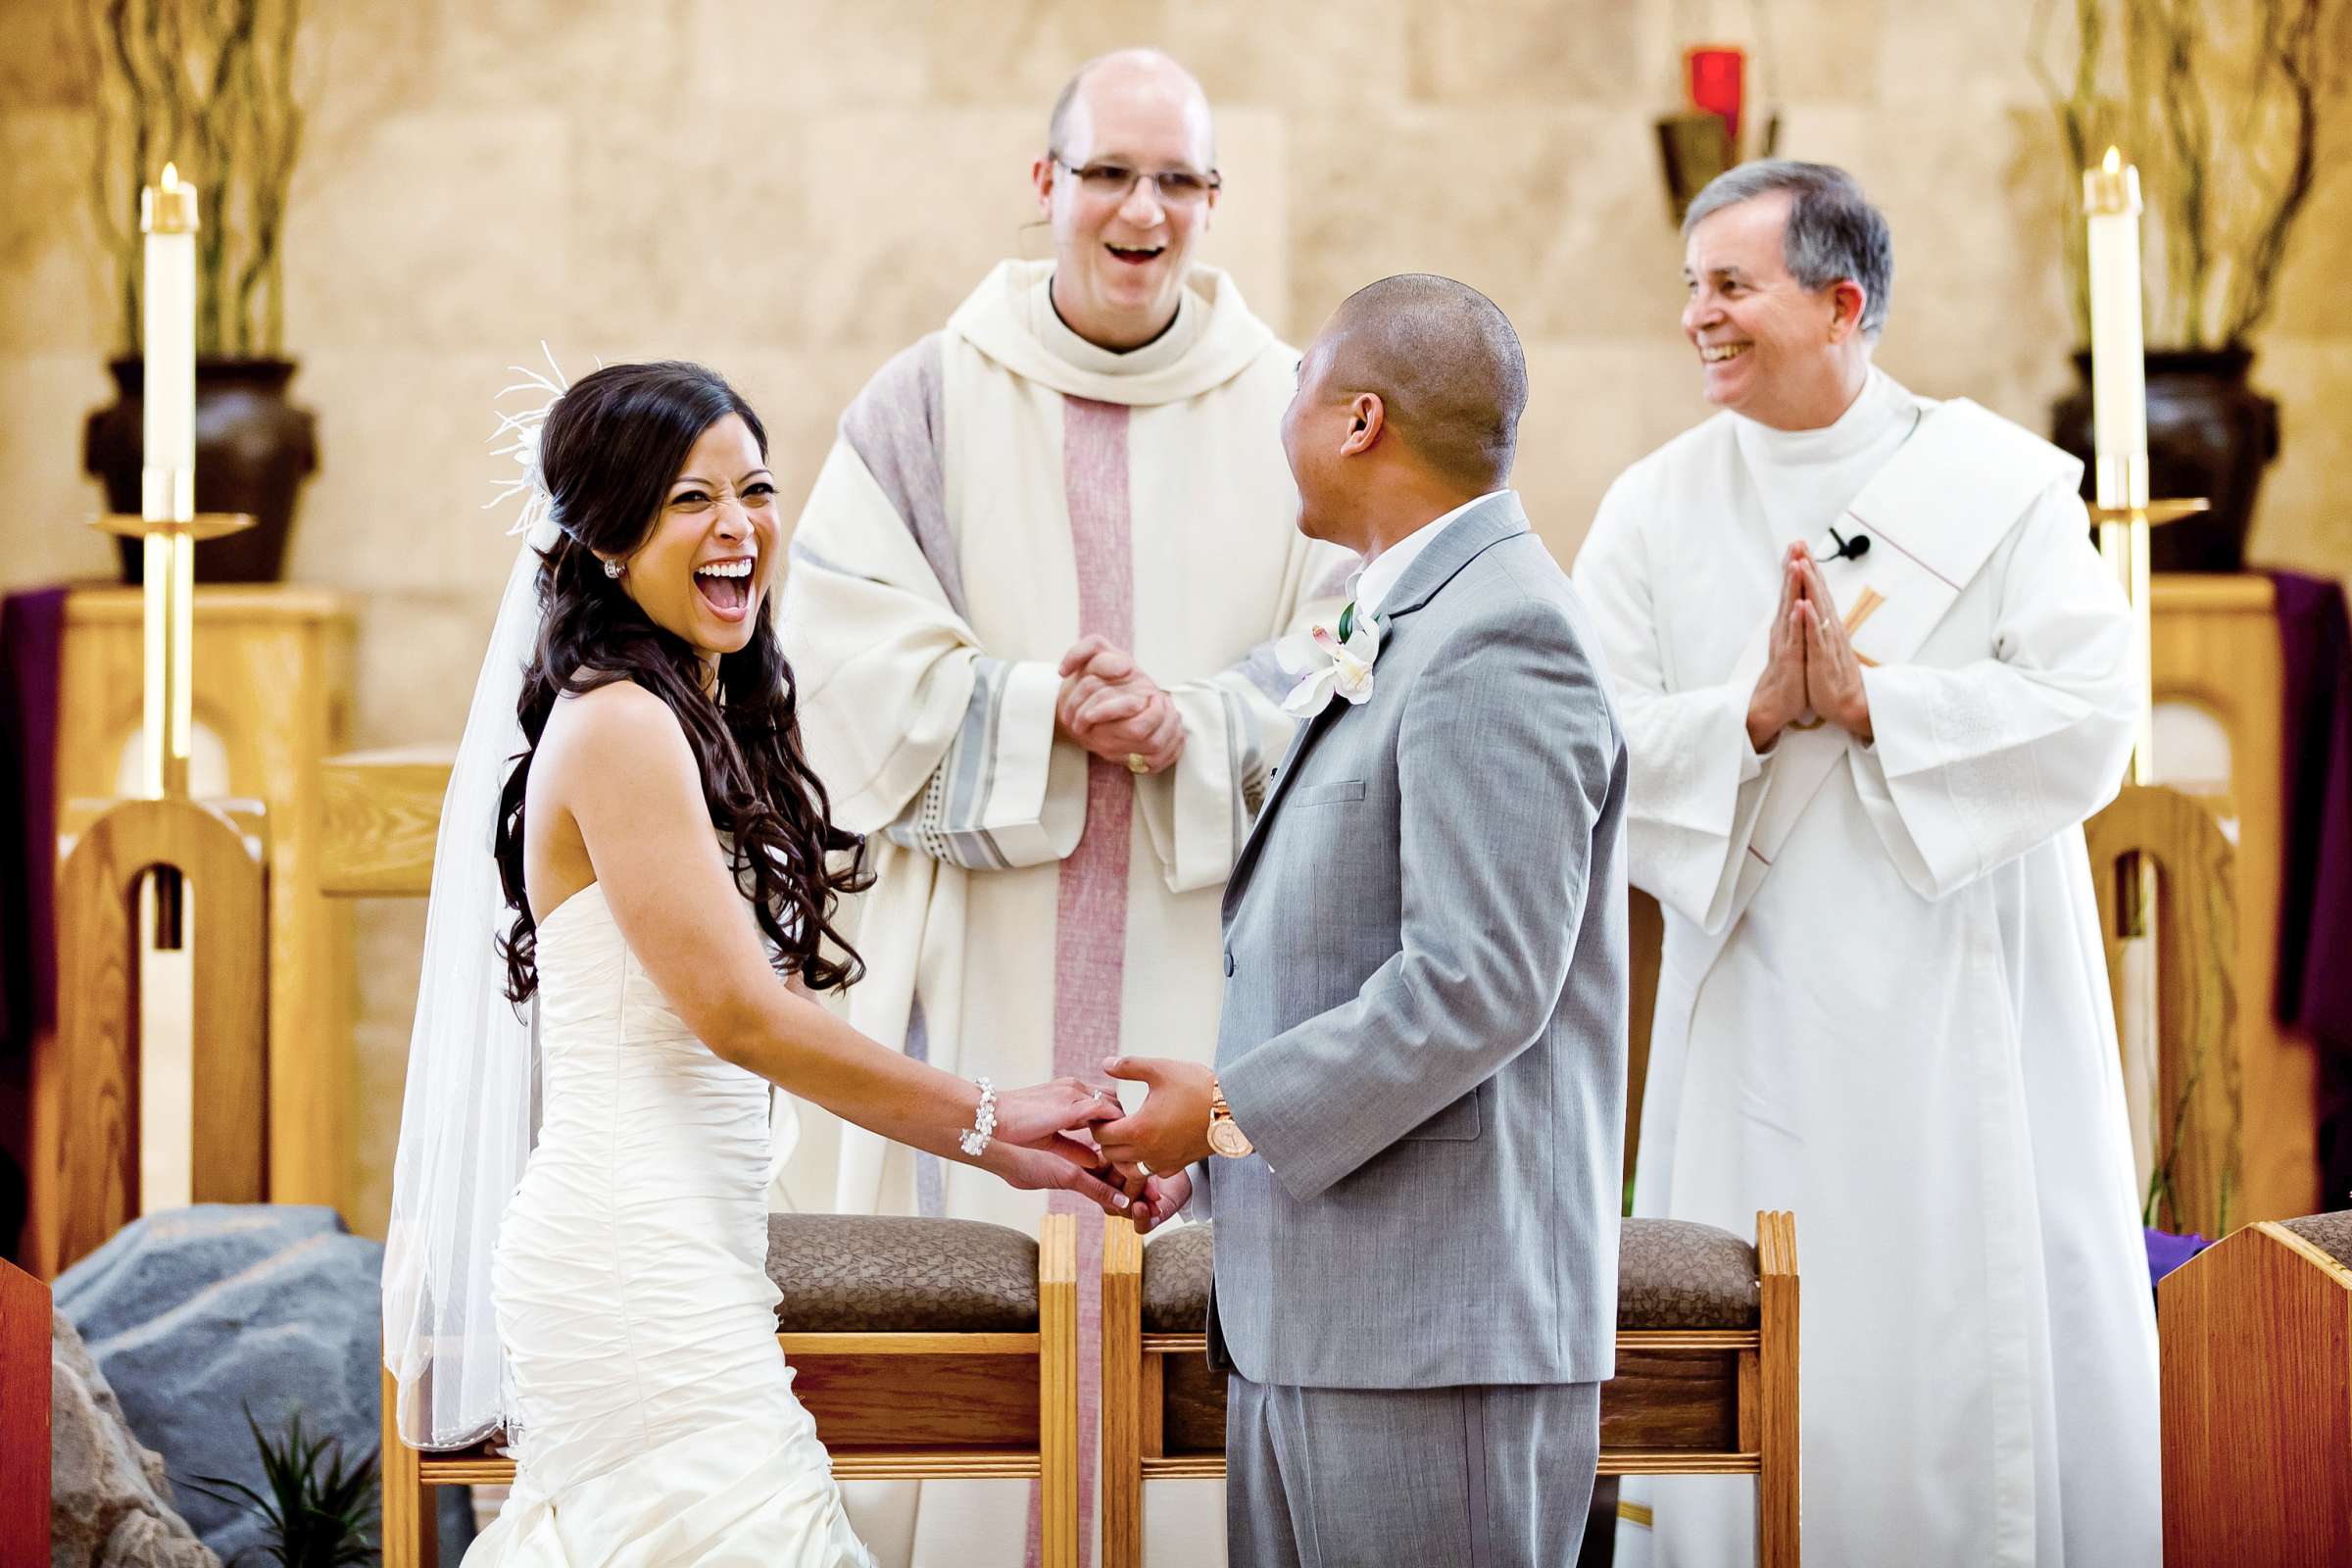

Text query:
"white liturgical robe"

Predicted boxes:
[[778, 260, 1348, 1568], [1574, 369, 2160, 1568]]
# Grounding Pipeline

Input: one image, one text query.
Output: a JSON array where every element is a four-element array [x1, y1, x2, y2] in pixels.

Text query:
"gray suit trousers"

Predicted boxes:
[[1226, 1374, 1601, 1567]]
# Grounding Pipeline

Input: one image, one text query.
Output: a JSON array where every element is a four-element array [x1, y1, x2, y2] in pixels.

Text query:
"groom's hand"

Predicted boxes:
[[1095, 1056, 1216, 1173]]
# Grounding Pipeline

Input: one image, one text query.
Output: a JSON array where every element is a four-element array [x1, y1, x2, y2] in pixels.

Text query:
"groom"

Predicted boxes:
[[1099, 273, 1630, 1565]]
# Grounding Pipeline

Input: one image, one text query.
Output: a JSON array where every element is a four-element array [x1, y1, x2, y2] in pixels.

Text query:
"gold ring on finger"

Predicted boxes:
[[1126, 753, 1149, 774]]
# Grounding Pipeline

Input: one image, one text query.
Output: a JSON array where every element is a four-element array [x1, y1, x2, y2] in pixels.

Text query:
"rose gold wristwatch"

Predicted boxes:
[[1206, 1074, 1253, 1158]]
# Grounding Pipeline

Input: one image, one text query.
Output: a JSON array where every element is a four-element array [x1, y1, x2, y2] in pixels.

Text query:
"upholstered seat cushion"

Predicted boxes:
[[1617, 1218, 1759, 1330], [765, 1214, 1039, 1333], [2281, 1209, 2352, 1271], [1141, 1222, 1215, 1334], [1136, 1217, 1758, 1335]]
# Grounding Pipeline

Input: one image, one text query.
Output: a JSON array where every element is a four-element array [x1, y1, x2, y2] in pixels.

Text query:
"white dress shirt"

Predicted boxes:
[[1350, 489, 1512, 619]]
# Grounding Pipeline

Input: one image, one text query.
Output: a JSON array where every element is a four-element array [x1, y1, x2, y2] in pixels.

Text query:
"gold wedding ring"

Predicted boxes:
[[1125, 753, 1149, 774]]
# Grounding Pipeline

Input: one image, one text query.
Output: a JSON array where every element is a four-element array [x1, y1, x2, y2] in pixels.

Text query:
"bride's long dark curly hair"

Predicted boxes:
[[493, 361, 868, 1004]]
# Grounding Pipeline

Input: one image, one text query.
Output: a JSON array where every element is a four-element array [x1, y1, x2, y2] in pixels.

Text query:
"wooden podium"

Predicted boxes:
[[2159, 1211, 2352, 1563], [2141, 575, 2319, 1224], [26, 586, 354, 1275]]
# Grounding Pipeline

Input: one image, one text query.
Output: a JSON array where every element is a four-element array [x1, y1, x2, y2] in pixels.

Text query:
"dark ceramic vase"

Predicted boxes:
[[2051, 347, 2280, 574], [83, 358, 319, 584]]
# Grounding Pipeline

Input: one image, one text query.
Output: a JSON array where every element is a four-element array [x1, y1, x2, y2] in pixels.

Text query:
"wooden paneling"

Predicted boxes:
[[0, 1259, 49, 1566], [793, 1352, 1041, 1447], [1601, 1346, 1739, 1450], [57, 588, 355, 1219], [1157, 1346, 1227, 1455], [2160, 1220, 2352, 1565]]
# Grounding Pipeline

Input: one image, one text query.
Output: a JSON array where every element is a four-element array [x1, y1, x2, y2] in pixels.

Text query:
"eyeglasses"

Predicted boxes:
[[1051, 155, 1222, 207]]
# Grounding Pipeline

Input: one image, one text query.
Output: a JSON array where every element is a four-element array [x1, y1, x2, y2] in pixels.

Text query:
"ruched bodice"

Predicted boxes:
[[529, 883, 776, 1294], [465, 883, 871, 1568]]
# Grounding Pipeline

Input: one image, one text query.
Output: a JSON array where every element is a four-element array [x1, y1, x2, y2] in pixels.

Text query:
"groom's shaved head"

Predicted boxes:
[[1322, 274, 1528, 489]]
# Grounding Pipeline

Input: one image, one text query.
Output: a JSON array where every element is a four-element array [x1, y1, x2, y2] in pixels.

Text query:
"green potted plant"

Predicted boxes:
[[78, 0, 318, 585], [2032, 0, 2348, 571], [185, 1406, 377, 1567]]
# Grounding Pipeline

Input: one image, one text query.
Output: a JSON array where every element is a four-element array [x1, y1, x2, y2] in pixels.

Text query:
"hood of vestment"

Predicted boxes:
[[946, 258, 1282, 408]]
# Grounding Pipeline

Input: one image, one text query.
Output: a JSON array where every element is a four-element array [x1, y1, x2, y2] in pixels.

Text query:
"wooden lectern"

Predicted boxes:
[[2159, 1211, 2352, 1563]]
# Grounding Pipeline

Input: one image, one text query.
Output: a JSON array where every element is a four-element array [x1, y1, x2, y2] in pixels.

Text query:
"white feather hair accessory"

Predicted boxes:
[[484, 342, 599, 537]]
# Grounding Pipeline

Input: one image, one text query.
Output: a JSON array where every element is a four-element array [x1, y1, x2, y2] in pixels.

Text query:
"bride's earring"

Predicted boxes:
[[603, 559, 625, 579]]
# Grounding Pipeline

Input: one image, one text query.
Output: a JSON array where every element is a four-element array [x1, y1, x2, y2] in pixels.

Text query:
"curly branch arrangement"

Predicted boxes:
[[2031, 0, 2348, 349], [82, 0, 306, 360]]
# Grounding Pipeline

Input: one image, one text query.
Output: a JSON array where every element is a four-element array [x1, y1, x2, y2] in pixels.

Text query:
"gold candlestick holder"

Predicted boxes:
[[2088, 459, 2207, 939], [2087, 458, 2210, 790], [91, 498, 253, 945]]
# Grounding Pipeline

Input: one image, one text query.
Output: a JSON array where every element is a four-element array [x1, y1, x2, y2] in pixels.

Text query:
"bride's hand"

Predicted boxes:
[[990, 1077, 1123, 1150], [980, 1138, 1135, 1214], [964, 1077, 1130, 1213]]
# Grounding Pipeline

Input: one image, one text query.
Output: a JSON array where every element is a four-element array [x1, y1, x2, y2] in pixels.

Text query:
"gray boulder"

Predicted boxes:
[[53, 1204, 472, 1561], [50, 1307, 219, 1568]]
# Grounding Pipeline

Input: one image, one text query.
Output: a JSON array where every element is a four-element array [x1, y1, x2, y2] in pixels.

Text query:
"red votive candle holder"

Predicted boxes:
[[1686, 46, 1745, 145]]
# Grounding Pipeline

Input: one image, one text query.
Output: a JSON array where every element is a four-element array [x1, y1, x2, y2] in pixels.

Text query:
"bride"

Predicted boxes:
[[383, 360, 1149, 1566]]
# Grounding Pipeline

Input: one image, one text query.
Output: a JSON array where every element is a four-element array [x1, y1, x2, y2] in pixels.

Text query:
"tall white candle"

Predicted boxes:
[[2082, 145, 2154, 786], [140, 163, 199, 516], [2082, 147, 2146, 508]]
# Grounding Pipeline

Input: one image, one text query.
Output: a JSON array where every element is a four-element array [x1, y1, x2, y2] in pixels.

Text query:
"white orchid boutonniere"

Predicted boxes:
[[1277, 602, 1382, 716]]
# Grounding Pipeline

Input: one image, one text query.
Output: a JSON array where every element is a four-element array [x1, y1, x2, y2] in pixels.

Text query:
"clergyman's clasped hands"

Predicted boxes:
[[1745, 538, 1875, 751], [977, 1074, 1189, 1231], [1056, 636, 1185, 775]]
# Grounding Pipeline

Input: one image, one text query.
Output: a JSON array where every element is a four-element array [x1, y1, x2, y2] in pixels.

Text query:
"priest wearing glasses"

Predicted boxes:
[[1573, 160, 2160, 1567], [777, 47, 1348, 1568]]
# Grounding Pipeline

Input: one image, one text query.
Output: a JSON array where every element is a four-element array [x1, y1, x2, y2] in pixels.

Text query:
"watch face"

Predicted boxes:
[[1208, 1117, 1253, 1158]]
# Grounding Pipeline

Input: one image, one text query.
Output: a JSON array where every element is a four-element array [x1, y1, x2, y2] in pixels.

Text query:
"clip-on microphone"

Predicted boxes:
[[1824, 526, 1871, 564]]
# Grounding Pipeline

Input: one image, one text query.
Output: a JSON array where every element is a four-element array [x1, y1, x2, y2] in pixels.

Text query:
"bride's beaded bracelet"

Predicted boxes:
[[958, 1076, 998, 1158]]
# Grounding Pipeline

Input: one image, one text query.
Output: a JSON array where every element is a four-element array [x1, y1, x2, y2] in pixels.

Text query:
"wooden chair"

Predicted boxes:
[[381, 1211, 1081, 1567], [1101, 1209, 1799, 1568], [2159, 1209, 2352, 1564]]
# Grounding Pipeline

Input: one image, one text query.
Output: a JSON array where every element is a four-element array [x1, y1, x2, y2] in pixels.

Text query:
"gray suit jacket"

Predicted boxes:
[[1199, 491, 1630, 1390]]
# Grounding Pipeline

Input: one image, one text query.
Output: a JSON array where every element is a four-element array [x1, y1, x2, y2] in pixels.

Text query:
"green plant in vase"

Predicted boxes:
[[185, 1406, 378, 1568], [2030, 0, 2350, 571], [82, 0, 304, 358], [76, 0, 320, 584]]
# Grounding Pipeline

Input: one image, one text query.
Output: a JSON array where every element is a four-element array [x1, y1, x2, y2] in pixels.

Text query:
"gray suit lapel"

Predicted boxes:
[[1222, 492, 1531, 914]]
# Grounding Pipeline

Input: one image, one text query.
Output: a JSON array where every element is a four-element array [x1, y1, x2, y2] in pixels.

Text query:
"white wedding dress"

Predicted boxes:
[[464, 880, 873, 1567]]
